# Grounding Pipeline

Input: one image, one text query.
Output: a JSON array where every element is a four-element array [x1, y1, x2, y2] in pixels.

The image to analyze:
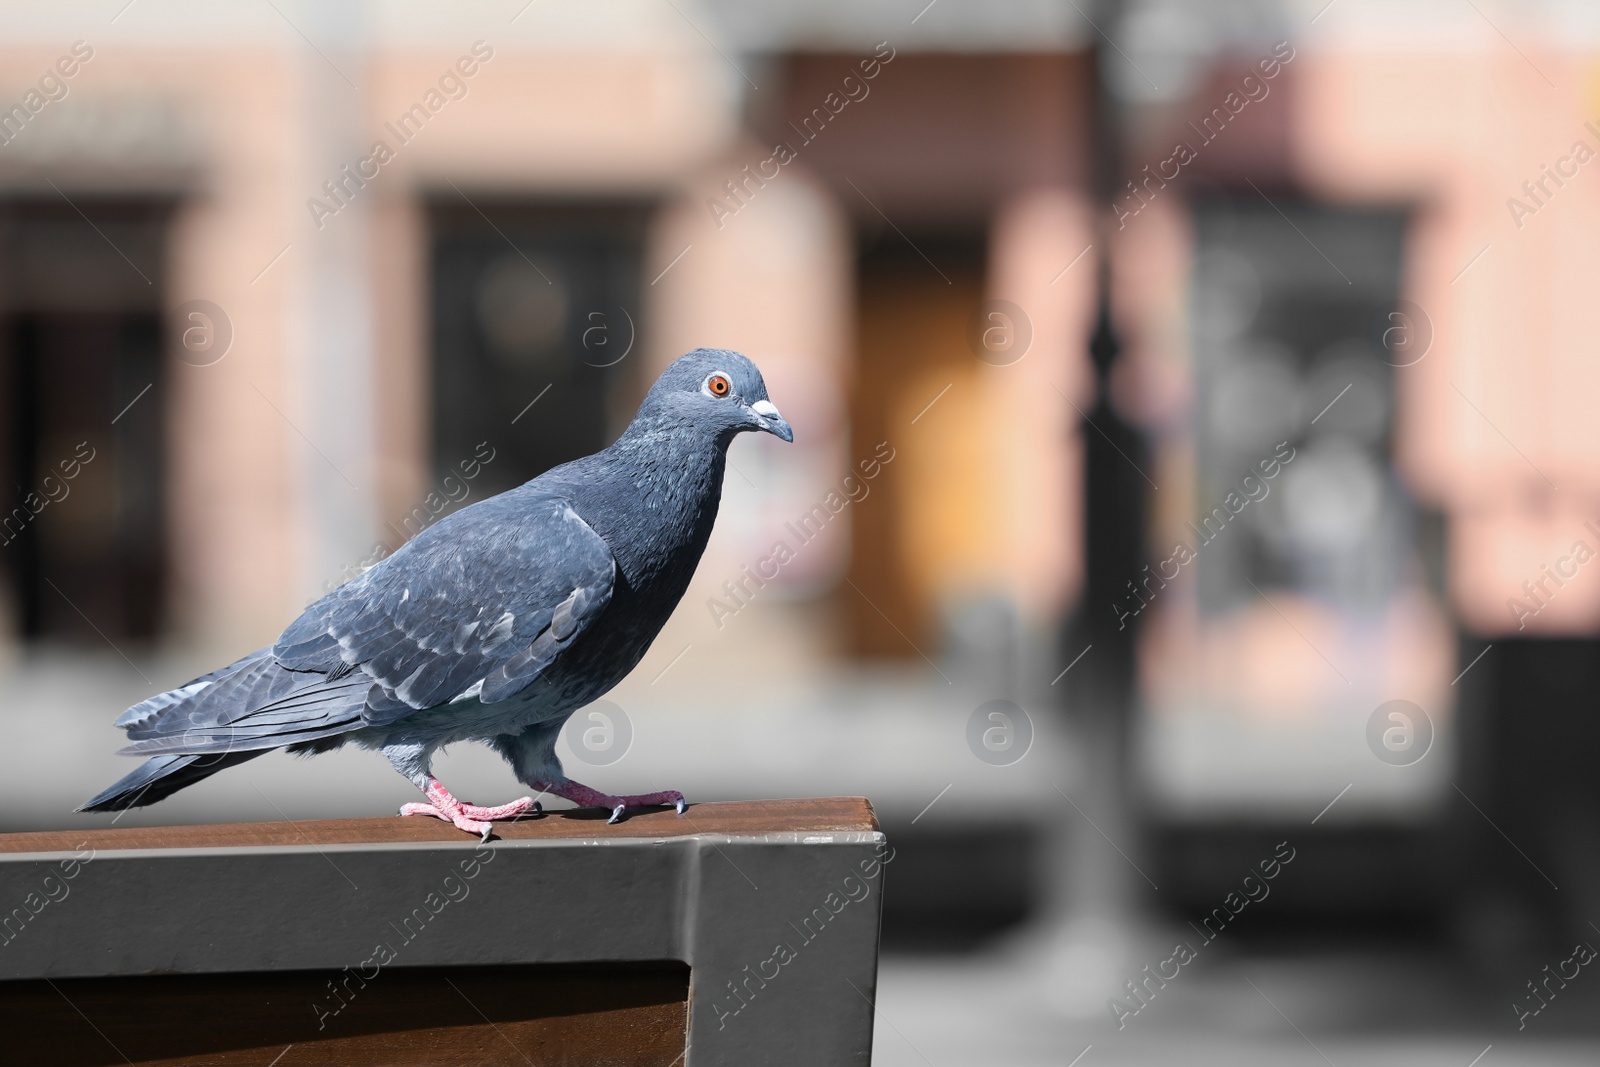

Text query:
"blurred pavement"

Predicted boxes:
[[873, 939, 1600, 1066]]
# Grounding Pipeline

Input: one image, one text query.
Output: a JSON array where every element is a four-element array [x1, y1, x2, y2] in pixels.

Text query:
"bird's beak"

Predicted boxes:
[[749, 399, 794, 442]]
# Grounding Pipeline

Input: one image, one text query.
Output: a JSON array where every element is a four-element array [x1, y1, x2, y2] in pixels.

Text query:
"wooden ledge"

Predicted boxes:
[[0, 796, 878, 853]]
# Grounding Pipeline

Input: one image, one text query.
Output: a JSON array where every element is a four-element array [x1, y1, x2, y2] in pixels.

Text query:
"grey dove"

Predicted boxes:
[[82, 349, 793, 837]]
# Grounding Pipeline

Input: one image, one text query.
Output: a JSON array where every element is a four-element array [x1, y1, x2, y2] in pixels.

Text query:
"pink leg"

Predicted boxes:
[[400, 778, 540, 840], [532, 778, 686, 824]]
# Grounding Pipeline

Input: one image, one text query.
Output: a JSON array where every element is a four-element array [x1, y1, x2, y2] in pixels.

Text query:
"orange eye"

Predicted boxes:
[[708, 374, 731, 397]]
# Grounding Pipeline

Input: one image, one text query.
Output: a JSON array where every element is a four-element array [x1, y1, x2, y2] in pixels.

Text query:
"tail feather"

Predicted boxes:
[[86, 645, 369, 812], [78, 751, 266, 812]]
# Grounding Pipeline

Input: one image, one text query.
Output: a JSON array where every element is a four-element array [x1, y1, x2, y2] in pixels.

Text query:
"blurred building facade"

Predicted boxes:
[[2, 0, 1600, 950], [0, 3, 1095, 676]]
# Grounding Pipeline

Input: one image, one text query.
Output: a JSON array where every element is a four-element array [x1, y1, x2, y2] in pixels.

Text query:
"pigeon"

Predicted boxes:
[[82, 348, 793, 837]]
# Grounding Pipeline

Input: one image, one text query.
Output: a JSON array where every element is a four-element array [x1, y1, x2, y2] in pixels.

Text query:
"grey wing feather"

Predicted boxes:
[[280, 494, 615, 726], [113, 648, 273, 731], [116, 666, 369, 755], [478, 581, 607, 703], [112, 492, 614, 757]]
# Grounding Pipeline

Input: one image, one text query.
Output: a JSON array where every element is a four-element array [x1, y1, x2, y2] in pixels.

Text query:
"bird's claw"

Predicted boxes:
[[601, 791, 685, 823], [457, 795, 540, 820], [400, 780, 541, 838], [530, 780, 687, 823], [401, 801, 494, 839]]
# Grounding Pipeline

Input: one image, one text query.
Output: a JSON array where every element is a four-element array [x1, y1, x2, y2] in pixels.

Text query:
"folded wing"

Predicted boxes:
[[116, 494, 615, 756]]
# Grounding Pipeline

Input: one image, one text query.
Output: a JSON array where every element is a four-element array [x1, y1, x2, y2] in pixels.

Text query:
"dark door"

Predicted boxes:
[[847, 230, 987, 658]]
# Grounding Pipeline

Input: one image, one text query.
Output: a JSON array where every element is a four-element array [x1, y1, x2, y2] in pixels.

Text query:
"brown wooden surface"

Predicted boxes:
[[1, 796, 877, 853], [6, 963, 688, 1066]]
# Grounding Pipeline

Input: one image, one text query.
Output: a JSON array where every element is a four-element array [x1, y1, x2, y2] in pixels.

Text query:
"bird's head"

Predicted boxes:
[[638, 348, 794, 444]]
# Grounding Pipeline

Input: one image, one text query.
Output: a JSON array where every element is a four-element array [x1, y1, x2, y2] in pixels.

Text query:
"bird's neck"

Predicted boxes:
[[576, 421, 730, 595]]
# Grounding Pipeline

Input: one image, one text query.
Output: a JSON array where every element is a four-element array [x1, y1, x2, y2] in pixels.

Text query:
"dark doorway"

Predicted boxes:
[[847, 229, 986, 658], [427, 200, 650, 502], [0, 199, 170, 643]]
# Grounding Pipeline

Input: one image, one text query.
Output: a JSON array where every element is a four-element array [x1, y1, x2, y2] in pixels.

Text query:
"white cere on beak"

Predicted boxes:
[[751, 399, 782, 420]]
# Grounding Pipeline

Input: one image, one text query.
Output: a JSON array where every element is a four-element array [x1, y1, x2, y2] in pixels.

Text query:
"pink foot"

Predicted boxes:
[[532, 778, 687, 824], [400, 778, 541, 840]]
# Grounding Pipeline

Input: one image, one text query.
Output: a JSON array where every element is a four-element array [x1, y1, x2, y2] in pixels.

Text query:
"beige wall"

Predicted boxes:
[[0, 26, 753, 651], [1295, 50, 1600, 635], [641, 156, 855, 683], [985, 188, 1095, 625], [0, 16, 1102, 680]]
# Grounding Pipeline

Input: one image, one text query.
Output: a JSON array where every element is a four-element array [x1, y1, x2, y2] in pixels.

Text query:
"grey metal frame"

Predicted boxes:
[[1, 823, 888, 1065]]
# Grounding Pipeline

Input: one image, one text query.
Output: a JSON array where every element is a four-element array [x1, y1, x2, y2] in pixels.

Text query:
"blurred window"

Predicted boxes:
[[427, 200, 649, 498], [1190, 198, 1416, 615], [0, 199, 170, 642]]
